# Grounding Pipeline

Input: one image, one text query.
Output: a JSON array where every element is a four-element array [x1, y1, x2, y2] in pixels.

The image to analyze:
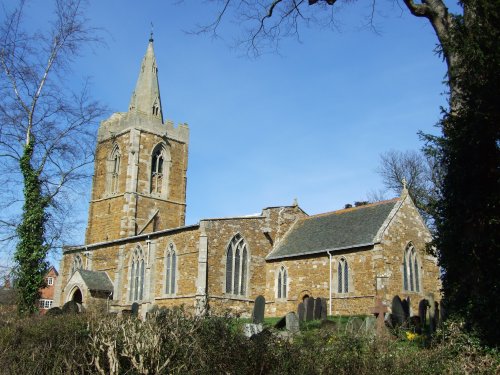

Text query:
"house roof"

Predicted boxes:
[[266, 199, 399, 260], [78, 270, 113, 292]]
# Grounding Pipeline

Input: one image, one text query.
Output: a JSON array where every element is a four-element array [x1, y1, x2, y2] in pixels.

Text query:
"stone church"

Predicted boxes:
[[53, 37, 441, 318]]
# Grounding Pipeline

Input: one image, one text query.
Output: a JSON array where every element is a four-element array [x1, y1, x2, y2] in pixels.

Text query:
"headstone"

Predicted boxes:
[[439, 300, 447, 325], [371, 297, 388, 334], [305, 297, 314, 321], [427, 293, 436, 333], [401, 297, 410, 321], [349, 317, 363, 334], [297, 302, 305, 322], [313, 297, 322, 320], [242, 323, 263, 338], [46, 307, 62, 316], [410, 316, 422, 334], [363, 316, 376, 334], [286, 312, 300, 333], [252, 295, 265, 324], [391, 295, 406, 327], [131, 302, 139, 317], [274, 315, 286, 329], [434, 301, 440, 328], [418, 299, 429, 326], [62, 300, 80, 314], [320, 298, 327, 321]]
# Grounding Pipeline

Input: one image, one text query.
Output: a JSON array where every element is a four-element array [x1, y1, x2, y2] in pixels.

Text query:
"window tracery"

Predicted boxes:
[[225, 234, 248, 296], [130, 247, 145, 302]]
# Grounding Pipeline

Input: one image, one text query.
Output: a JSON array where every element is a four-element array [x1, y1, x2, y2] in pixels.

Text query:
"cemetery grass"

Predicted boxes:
[[0, 309, 498, 374]]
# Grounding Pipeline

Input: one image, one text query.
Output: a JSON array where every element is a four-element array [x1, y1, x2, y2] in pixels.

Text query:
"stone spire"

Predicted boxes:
[[128, 34, 163, 123]]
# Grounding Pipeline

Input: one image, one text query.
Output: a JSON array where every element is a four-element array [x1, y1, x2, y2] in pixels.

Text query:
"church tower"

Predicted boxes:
[[85, 36, 189, 244]]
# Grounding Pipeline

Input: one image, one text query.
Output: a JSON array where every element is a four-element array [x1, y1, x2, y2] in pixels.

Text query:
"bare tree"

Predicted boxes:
[[0, 0, 105, 313], [376, 149, 441, 226]]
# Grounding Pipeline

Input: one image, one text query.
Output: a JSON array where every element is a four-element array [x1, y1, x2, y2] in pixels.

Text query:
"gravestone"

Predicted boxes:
[[252, 295, 266, 324], [313, 297, 322, 320], [46, 307, 62, 316], [274, 315, 287, 329], [391, 296, 406, 327], [418, 299, 429, 326], [363, 316, 377, 334], [401, 297, 410, 321], [286, 312, 300, 333], [243, 323, 263, 338], [305, 297, 314, 321], [297, 302, 305, 322], [427, 293, 436, 333], [62, 300, 80, 314], [320, 298, 327, 321], [349, 317, 363, 334], [434, 301, 440, 328], [439, 301, 446, 325], [371, 298, 388, 334], [131, 302, 139, 317], [410, 316, 422, 334]]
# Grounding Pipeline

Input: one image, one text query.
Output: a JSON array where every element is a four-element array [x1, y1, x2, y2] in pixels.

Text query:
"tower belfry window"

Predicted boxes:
[[151, 148, 164, 194], [107, 145, 121, 194]]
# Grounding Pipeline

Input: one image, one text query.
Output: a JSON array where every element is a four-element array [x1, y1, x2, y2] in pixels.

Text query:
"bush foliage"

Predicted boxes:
[[0, 309, 498, 374]]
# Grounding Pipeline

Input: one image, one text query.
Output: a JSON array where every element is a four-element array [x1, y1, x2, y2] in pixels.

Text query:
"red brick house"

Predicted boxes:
[[39, 266, 58, 314]]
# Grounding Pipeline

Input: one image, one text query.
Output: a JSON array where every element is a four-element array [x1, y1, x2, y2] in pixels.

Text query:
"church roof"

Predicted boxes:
[[266, 199, 399, 260], [78, 270, 113, 293]]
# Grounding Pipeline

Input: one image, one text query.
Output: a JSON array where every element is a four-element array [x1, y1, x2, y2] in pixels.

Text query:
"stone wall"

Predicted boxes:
[[85, 123, 188, 244]]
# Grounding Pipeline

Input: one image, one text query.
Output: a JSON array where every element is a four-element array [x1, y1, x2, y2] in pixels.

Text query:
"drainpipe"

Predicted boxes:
[[327, 250, 333, 317]]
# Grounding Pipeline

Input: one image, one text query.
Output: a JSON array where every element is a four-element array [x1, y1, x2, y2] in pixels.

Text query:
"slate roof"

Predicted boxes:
[[78, 270, 113, 292], [266, 199, 399, 260]]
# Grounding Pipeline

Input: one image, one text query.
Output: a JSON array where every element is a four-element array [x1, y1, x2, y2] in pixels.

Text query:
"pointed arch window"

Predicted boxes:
[[225, 234, 248, 296], [107, 145, 121, 194], [71, 255, 83, 275], [165, 243, 177, 295], [337, 258, 349, 294], [130, 247, 145, 302], [403, 243, 420, 292], [151, 146, 164, 194], [277, 266, 288, 299]]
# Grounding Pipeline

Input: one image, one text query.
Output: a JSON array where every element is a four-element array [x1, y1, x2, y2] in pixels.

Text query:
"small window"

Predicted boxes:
[[39, 299, 53, 309], [277, 266, 288, 299], [403, 243, 420, 292], [47, 277, 54, 286], [165, 243, 177, 295], [108, 145, 121, 194], [71, 255, 83, 275], [337, 258, 349, 294]]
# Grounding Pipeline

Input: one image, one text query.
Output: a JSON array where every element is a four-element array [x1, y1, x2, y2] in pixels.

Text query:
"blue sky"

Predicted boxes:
[[2, 1, 454, 265]]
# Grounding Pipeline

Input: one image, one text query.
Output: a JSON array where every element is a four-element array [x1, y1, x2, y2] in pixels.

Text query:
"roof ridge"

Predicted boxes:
[[306, 198, 399, 219]]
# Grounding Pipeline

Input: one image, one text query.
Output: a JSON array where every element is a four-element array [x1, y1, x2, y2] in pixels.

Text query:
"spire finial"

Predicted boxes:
[[149, 22, 154, 42], [402, 177, 407, 190]]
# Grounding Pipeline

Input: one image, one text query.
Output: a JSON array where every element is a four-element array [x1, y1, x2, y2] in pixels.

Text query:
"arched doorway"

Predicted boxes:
[[71, 288, 83, 304]]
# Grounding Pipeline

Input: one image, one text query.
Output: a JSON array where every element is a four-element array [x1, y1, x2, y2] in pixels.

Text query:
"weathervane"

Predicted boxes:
[[149, 22, 154, 42]]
